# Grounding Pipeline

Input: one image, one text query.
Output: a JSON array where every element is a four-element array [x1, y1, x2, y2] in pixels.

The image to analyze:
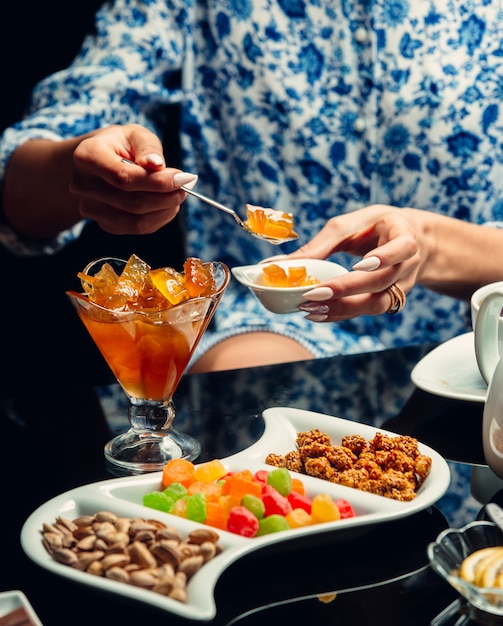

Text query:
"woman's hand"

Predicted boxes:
[[284, 205, 427, 321], [3, 123, 197, 239], [71, 124, 197, 235]]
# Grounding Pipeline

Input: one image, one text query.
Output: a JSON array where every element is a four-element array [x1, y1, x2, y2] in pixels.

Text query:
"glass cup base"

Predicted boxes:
[[104, 428, 201, 477]]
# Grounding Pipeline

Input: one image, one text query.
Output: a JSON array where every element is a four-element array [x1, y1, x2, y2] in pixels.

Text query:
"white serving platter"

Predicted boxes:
[[21, 407, 450, 622]]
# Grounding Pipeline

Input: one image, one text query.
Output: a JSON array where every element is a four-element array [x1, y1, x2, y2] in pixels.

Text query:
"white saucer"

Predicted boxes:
[[411, 332, 487, 403]]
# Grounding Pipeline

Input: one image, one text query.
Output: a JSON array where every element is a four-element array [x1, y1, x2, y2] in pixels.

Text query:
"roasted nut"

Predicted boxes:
[[101, 553, 131, 570], [105, 566, 130, 583], [157, 527, 183, 542], [73, 515, 96, 527], [150, 542, 183, 567], [178, 555, 204, 578], [52, 547, 78, 566], [41, 512, 222, 604], [200, 541, 217, 562], [128, 541, 157, 568], [95, 511, 119, 524], [129, 570, 158, 588], [73, 550, 106, 571], [76, 534, 97, 551], [188, 528, 219, 545]]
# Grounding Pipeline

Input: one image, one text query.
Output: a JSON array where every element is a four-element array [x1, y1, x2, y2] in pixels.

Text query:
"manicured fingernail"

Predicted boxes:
[[259, 254, 289, 264], [302, 287, 333, 301], [173, 172, 198, 187], [145, 153, 165, 166], [298, 303, 330, 314], [182, 176, 198, 190], [305, 314, 328, 322], [352, 256, 381, 271]]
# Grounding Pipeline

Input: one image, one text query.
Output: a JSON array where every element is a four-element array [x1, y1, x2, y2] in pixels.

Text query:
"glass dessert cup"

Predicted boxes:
[[67, 258, 230, 476]]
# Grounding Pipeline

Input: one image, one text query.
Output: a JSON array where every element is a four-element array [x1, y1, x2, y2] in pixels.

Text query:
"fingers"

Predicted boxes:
[[70, 125, 200, 233], [299, 288, 406, 322], [79, 196, 181, 235]]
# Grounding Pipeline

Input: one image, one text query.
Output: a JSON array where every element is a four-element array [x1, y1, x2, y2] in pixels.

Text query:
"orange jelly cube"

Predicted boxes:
[[149, 267, 190, 305], [223, 473, 262, 500], [204, 501, 228, 530], [261, 264, 320, 288], [245, 204, 297, 240], [184, 257, 216, 298], [187, 480, 223, 502], [261, 264, 289, 287], [79, 254, 218, 311]]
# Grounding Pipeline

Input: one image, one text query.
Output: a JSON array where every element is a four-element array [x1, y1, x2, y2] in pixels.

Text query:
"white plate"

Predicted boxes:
[[21, 407, 450, 622], [411, 332, 487, 403], [0, 590, 44, 625]]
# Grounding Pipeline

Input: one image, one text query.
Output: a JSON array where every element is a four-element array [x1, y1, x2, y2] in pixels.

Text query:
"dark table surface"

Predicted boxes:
[[0, 341, 498, 625]]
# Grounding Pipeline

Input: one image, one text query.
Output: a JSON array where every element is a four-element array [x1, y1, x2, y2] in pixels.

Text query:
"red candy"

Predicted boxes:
[[335, 498, 356, 519], [227, 505, 260, 537], [253, 469, 269, 487], [287, 491, 312, 514], [262, 484, 292, 517]]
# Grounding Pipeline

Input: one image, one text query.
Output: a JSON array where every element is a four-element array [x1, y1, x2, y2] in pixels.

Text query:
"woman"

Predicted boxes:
[[2, 0, 503, 372]]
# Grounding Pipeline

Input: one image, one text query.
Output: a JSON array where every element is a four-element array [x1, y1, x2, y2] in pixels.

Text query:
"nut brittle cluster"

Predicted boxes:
[[265, 428, 432, 502]]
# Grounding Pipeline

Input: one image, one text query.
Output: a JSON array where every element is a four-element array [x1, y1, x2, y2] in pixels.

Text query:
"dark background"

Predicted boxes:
[[0, 1, 185, 393]]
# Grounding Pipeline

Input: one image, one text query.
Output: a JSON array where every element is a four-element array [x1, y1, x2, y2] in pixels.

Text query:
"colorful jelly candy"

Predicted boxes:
[[143, 459, 357, 538], [227, 505, 260, 537], [266, 467, 292, 496], [257, 514, 290, 536]]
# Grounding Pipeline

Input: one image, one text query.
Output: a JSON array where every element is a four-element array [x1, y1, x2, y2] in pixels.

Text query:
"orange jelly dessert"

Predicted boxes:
[[245, 204, 298, 240], [260, 263, 320, 288], [73, 255, 218, 401]]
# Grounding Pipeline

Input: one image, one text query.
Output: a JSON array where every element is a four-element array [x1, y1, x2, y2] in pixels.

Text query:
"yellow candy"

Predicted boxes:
[[311, 493, 341, 523], [285, 508, 312, 528], [194, 459, 228, 482]]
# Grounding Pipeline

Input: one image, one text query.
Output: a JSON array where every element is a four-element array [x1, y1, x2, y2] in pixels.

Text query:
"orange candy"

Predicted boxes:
[[162, 458, 195, 489], [260, 264, 320, 288], [291, 477, 305, 496], [187, 480, 223, 502], [204, 501, 229, 530], [245, 204, 297, 240], [78, 254, 217, 311], [222, 472, 262, 500]]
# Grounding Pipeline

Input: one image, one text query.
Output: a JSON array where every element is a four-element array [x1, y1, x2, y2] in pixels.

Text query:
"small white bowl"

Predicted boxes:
[[231, 258, 348, 314]]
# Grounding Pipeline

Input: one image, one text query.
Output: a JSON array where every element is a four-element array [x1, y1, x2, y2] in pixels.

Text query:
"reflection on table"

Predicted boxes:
[[0, 342, 496, 625]]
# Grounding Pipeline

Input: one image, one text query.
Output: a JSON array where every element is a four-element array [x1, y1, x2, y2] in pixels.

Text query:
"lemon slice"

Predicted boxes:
[[477, 549, 503, 587], [460, 547, 502, 583]]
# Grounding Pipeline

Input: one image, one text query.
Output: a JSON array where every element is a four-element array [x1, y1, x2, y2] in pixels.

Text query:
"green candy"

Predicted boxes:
[[186, 492, 207, 523], [164, 482, 188, 501], [143, 491, 175, 513], [266, 467, 292, 496], [256, 514, 290, 536], [241, 494, 265, 519]]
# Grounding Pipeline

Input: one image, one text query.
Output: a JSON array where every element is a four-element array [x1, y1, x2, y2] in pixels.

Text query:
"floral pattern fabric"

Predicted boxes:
[[1, 0, 503, 359]]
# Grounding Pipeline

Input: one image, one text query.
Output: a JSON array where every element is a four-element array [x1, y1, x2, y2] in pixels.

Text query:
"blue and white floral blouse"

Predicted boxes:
[[1, 0, 503, 359]]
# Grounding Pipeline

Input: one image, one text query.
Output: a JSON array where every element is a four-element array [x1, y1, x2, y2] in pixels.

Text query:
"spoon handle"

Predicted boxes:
[[181, 185, 242, 222]]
